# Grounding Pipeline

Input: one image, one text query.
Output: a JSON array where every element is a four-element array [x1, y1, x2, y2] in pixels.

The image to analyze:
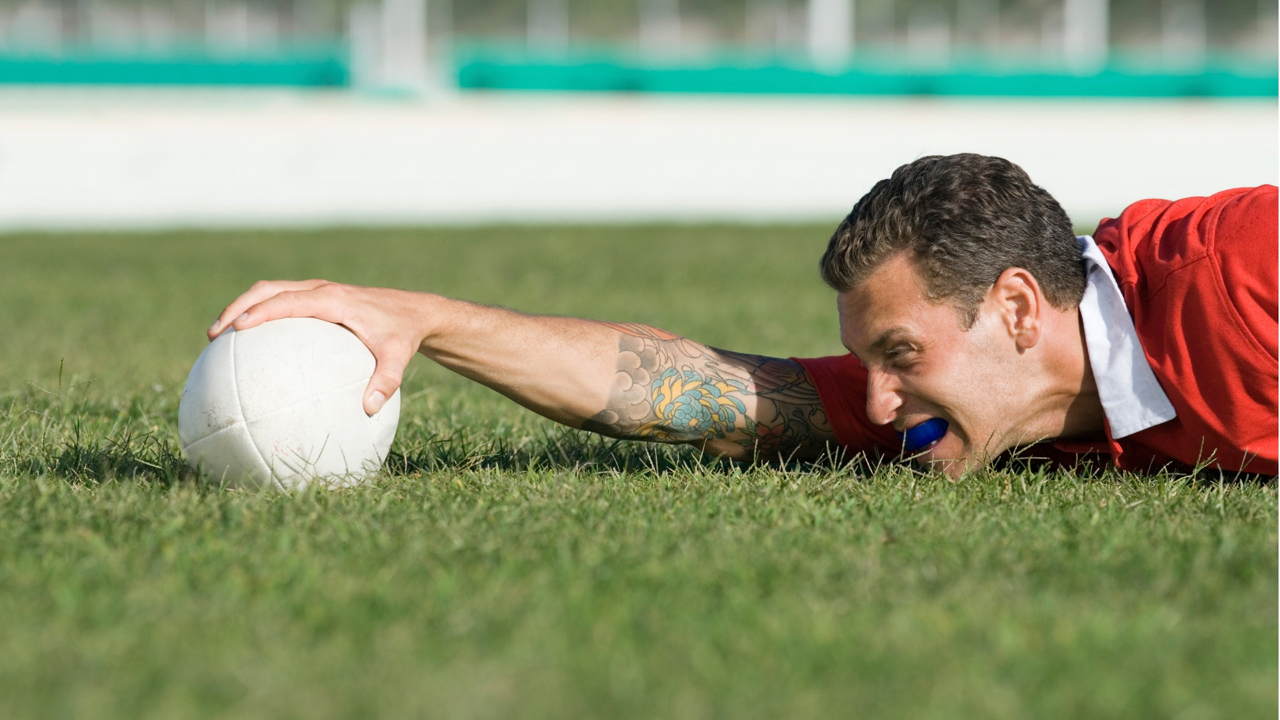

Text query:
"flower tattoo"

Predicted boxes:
[[580, 322, 836, 461], [640, 368, 749, 440]]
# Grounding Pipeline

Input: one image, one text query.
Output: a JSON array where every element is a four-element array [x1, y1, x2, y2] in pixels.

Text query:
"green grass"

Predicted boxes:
[[0, 227, 1275, 720]]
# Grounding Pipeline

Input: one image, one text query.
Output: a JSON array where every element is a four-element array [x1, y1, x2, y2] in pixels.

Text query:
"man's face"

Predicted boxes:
[[838, 253, 1028, 476]]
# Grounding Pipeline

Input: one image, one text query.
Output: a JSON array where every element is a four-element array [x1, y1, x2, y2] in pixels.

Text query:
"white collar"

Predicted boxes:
[[1076, 235, 1178, 439]]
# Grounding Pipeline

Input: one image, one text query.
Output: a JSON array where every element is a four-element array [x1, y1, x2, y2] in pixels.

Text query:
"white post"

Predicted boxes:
[[1259, 0, 1279, 57], [956, 0, 999, 47], [1063, 0, 1108, 73], [807, 0, 853, 69], [906, 2, 950, 66], [638, 0, 680, 55], [379, 0, 427, 91], [528, 0, 569, 55], [1161, 0, 1206, 70], [206, 1, 251, 51], [347, 1, 381, 88], [6, 1, 66, 53]]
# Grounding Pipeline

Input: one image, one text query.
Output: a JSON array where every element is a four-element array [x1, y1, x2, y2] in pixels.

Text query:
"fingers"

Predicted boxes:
[[363, 343, 418, 416], [230, 285, 352, 335], [208, 279, 329, 340]]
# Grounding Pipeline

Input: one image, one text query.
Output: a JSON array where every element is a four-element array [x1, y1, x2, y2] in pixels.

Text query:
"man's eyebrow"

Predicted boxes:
[[868, 327, 911, 354]]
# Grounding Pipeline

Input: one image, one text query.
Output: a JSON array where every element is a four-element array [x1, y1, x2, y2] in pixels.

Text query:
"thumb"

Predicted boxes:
[[363, 360, 406, 416]]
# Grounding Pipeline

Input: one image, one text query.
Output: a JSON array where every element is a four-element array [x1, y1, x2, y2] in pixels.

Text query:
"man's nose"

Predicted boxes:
[[865, 367, 903, 426]]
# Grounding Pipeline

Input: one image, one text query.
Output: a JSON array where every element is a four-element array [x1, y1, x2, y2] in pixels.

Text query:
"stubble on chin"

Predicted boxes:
[[916, 435, 1003, 478]]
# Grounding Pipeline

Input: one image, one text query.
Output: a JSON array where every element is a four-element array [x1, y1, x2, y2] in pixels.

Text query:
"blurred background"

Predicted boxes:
[[0, 0, 1275, 227]]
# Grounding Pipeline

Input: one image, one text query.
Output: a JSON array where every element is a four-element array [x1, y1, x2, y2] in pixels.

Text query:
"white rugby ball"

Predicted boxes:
[[178, 317, 401, 490]]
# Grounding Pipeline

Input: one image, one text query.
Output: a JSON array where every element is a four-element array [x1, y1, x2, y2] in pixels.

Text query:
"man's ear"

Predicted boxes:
[[988, 267, 1043, 350]]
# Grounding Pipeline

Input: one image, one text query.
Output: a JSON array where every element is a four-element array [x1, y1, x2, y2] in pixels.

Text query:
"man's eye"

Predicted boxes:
[[887, 347, 915, 367]]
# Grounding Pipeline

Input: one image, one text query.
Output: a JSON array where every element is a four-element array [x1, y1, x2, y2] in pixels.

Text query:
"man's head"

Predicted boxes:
[[822, 154, 1091, 474]]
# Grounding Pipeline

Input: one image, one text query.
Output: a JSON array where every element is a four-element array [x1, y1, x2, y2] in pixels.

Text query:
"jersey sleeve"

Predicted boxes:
[[793, 354, 901, 457]]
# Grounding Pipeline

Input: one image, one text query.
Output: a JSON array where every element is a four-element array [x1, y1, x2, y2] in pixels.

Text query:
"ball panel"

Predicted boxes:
[[245, 382, 400, 490], [178, 329, 244, 449], [232, 318, 376, 423], [182, 421, 274, 490]]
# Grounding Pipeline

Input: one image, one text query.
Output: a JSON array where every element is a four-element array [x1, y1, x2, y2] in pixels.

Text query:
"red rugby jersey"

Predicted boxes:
[[799, 185, 1279, 475]]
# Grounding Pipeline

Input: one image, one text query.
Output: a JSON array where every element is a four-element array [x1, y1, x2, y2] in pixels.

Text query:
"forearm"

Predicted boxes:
[[416, 294, 619, 428], [415, 295, 837, 462]]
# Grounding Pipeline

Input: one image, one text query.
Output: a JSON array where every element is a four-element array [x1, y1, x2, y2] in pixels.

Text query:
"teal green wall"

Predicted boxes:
[[455, 49, 1278, 98], [0, 50, 348, 87], [0, 46, 1274, 97]]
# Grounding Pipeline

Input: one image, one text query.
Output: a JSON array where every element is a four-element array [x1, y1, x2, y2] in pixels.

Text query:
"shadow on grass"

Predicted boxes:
[[8, 394, 1266, 487], [23, 428, 1276, 488], [383, 425, 861, 477], [31, 426, 193, 486], [989, 443, 1275, 487], [1, 391, 189, 485], [25, 424, 866, 486]]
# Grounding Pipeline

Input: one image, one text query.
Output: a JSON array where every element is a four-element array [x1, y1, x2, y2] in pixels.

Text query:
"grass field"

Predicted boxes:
[[0, 227, 1275, 720]]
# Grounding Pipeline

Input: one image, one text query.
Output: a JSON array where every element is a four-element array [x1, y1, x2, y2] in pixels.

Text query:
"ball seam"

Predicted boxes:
[[229, 329, 275, 485]]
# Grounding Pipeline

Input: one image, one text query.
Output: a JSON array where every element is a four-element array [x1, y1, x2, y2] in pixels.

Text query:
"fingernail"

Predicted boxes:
[[208, 320, 220, 333], [368, 391, 386, 414], [236, 313, 249, 324]]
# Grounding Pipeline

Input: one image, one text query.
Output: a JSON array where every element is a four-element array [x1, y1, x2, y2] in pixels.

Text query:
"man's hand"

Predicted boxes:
[[209, 280, 434, 416]]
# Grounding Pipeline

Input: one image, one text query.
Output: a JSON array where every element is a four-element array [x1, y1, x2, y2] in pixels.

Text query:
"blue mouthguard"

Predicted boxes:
[[899, 418, 949, 452]]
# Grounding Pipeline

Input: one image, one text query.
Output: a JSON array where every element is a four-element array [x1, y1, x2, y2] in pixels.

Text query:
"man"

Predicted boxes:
[[208, 154, 1278, 477]]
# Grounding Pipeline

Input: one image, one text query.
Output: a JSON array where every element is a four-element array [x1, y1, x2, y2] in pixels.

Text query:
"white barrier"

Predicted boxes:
[[0, 89, 1274, 229]]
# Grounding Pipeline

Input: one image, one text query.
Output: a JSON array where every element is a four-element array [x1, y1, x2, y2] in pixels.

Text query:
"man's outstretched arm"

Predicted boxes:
[[209, 280, 838, 462]]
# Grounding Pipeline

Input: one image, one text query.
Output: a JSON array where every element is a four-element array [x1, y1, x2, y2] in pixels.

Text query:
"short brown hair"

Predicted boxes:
[[820, 154, 1086, 327]]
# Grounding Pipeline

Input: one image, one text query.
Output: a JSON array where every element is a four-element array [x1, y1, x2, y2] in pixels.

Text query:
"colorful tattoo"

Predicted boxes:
[[581, 322, 837, 461], [637, 368, 748, 441]]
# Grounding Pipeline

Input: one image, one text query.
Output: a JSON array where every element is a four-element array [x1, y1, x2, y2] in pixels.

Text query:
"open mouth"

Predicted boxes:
[[898, 418, 949, 453]]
